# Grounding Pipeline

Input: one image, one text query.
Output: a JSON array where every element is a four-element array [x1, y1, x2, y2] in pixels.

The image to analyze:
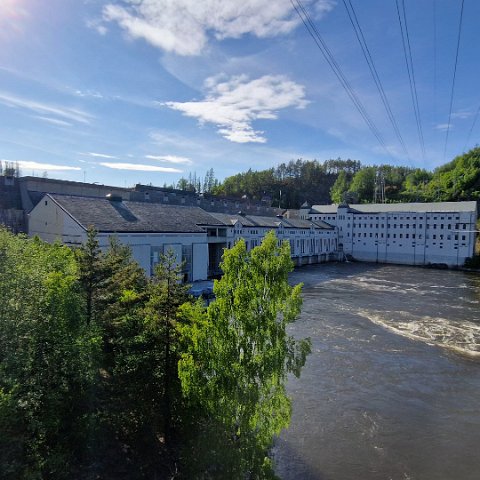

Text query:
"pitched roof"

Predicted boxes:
[[47, 194, 219, 233], [208, 212, 333, 229], [312, 201, 477, 214]]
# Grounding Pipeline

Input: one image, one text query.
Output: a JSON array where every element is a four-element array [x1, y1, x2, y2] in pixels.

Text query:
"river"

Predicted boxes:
[[274, 263, 480, 480]]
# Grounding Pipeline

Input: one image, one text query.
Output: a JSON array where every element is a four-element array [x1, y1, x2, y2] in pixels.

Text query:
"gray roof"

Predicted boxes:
[[312, 201, 477, 215], [208, 212, 333, 230], [47, 194, 220, 233]]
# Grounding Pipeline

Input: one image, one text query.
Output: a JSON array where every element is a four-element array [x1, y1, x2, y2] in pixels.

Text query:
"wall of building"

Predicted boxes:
[[313, 206, 477, 267], [28, 197, 86, 244]]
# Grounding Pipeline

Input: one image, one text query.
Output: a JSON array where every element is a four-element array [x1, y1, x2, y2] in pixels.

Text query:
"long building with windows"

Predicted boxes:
[[28, 193, 338, 281], [299, 201, 478, 267]]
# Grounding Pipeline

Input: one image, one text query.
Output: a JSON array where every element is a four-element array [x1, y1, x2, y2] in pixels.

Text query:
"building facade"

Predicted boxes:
[[28, 193, 338, 281], [300, 201, 478, 267]]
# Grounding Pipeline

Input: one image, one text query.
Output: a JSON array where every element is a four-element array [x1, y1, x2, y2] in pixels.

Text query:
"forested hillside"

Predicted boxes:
[[207, 148, 480, 207]]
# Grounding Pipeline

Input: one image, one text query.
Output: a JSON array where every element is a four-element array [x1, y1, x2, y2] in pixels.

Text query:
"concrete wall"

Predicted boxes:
[[317, 206, 477, 267]]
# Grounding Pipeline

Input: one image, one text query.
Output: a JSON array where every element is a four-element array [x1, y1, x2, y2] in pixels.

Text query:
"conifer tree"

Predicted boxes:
[[75, 226, 105, 325], [143, 249, 189, 447]]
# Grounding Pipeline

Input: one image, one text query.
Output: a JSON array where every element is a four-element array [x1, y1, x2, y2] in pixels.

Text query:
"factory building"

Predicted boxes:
[[28, 193, 338, 281], [299, 201, 477, 267]]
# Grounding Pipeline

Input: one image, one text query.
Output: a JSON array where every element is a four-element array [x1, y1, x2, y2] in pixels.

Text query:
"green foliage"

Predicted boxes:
[[330, 170, 352, 203], [424, 147, 480, 201], [213, 158, 361, 207], [142, 250, 190, 446], [348, 166, 376, 203], [75, 225, 105, 325], [0, 229, 99, 479], [178, 231, 310, 478], [1, 228, 311, 478]]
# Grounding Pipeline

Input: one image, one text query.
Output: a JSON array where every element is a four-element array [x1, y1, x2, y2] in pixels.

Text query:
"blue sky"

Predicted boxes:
[[1, 0, 479, 187]]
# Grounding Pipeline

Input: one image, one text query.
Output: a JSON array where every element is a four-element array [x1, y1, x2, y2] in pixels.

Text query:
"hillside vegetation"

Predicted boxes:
[[208, 148, 480, 207]]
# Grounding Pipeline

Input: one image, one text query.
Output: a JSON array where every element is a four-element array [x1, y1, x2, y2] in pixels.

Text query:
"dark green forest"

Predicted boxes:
[[171, 147, 480, 208], [0, 228, 310, 479]]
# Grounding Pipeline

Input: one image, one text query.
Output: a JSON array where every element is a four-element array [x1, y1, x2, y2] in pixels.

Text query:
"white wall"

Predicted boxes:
[[317, 206, 477, 267], [28, 197, 85, 245]]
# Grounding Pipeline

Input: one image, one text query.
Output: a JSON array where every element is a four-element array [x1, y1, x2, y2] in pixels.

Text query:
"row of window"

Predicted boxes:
[[320, 214, 464, 223], [352, 232, 467, 241], [351, 223, 468, 230], [355, 240, 467, 249]]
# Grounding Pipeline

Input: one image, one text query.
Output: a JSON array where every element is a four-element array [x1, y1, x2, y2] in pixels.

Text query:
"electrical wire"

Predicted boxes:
[[290, 0, 394, 159], [433, 0, 437, 129], [463, 104, 480, 152], [342, 0, 410, 160], [443, 0, 465, 160], [395, 0, 425, 160]]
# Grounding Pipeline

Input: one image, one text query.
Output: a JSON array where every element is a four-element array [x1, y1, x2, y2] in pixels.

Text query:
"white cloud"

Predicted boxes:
[[0, 91, 93, 124], [164, 74, 308, 143], [100, 162, 182, 172], [102, 0, 335, 56], [8, 160, 82, 171], [86, 18, 108, 35], [82, 152, 118, 159], [73, 89, 104, 99], [34, 116, 73, 127], [145, 154, 192, 165], [435, 123, 451, 132], [451, 110, 472, 120]]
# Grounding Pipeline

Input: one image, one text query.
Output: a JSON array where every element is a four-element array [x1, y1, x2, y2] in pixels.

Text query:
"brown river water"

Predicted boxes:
[[274, 263, 480, 480]]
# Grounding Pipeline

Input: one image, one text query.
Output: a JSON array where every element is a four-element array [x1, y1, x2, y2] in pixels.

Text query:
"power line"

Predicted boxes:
[[433, 0, 437, 129], [290, 0, 394, 159], [443, 0, 465, 160], [342, 0, 410, 160], [463, 104, 480, 152], [395, 0, 425, 160]]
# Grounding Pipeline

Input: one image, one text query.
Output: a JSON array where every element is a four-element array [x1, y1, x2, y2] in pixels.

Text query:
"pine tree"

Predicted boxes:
[[75, 226, 105, 325]]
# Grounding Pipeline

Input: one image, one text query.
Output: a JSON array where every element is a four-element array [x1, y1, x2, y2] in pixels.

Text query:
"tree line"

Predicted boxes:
[[0, 228, 310, 479], [330, 147, 480, 204], [175, 148, 479, 208]]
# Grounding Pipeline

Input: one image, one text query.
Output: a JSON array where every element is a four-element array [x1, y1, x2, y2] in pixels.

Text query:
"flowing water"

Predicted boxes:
[[274, 263, 480, 480]]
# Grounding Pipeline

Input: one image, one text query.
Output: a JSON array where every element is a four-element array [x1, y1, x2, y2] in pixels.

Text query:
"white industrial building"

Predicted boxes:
[[28, 194, 338, 281], [299, 201, 478, 267]]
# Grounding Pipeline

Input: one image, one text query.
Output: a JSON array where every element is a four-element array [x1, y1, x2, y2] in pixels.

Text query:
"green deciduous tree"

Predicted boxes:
[[178, 231, 311, 478], [330, 170, 352, 203], [348, 166, 376, 203], [0, 229, 98, 479]]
